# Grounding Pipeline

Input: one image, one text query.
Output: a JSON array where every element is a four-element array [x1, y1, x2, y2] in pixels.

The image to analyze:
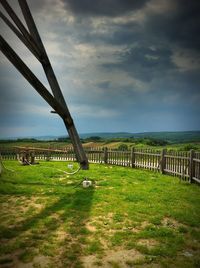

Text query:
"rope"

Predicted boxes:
[[39, 165, 81, 175], [3, 153, 81, 175], [58, 166, 81, 175], [18, 158, 82, 175]]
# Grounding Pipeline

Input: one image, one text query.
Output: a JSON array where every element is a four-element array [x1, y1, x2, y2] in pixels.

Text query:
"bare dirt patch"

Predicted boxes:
[[137, 239, 159, 249], [54, 228, 69, 242], [81, 249, 144, 268], [122, 221, 150, 233], [86, 222, 97, 232], [12, 255, 51, 268], [81, 255, 97, 268], [162, 217, 184, 229]]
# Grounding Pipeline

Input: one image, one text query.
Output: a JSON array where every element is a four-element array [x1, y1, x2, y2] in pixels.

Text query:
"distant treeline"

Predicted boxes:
[[0, 138, 44, 143], [1, 131, 200, 144]]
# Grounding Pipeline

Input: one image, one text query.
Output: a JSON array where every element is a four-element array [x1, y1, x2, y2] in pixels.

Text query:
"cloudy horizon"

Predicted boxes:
[[0, 0, 200, 138]]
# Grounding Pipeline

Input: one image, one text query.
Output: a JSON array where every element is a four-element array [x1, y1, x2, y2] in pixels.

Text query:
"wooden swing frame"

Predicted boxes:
[[0, 0, 89, 170]]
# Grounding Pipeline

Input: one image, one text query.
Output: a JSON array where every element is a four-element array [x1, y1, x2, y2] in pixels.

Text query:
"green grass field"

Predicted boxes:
[[0, 161, 200, 268]]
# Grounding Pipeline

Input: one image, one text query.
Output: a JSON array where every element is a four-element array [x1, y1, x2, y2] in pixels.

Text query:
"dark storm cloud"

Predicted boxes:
[[103, 46, 176, 82], [29, 0, 200, 53], [79, 21, 142, 46], [145, 0, 200, 51], [83, 0, 200, 85], [62, 0, 148, 17]]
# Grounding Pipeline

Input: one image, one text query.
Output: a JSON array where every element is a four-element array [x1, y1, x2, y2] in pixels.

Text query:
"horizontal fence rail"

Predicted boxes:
[[0, 147, 200, 184]]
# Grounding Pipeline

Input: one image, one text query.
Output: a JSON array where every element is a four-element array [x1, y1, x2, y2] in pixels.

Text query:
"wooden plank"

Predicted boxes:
[[172, 151, 174, 175], [0, 0, 42, 57], [1, 1, 89, 169], [0, 34, 88, 169], [164, 169, 190, 177], [104, 147, 108, 164], [193, 158, 200, 163], [192, 177, 200, 184], [134, 152, 160, 156], [14, 146, 66, 153], [189, 149, 195, 183], [0, 35, 66, 117], [18, 0, 68, 108], [160, 149, 166, 174], [18, 0, 89, 169], [0, 11, 40, 60], [165, 154, 189, 160]]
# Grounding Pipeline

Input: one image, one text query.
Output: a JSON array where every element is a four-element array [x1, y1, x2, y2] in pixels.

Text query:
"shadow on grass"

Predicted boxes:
[[0, 185, 95, 267], [0, 178, 79, 188]]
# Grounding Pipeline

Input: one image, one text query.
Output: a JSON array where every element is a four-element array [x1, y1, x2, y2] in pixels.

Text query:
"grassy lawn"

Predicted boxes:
[[0, 161, 200, 268]]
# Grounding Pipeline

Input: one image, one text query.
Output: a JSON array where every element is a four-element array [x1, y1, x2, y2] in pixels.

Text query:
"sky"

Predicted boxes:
[[0, 0, 200, 138]]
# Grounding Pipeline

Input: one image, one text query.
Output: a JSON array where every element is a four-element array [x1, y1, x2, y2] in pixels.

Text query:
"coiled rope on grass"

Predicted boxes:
[[17, 156, 81, 175], [39, 165, 81, 175]]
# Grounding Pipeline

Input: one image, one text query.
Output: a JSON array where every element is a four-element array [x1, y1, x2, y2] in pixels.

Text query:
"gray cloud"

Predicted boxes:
[[102, 46, 176, 82], [145, 0, 200, 51], [62, 0, 148, 17]]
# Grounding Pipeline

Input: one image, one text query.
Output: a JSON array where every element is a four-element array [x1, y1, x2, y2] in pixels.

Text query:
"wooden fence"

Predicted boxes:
[[1, 147, 200, 184]]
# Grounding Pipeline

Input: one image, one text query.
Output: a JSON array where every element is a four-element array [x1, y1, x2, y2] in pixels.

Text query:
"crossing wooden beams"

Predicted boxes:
[[0, 0, 89, 169]]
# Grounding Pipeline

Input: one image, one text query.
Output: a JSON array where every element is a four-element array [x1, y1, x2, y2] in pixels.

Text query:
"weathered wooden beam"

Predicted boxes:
[[18, 0, 45, 52], [0, 35, 89, 169], [160, 149, 166, 174], [14, 146, 67, 153], [18, 0, 67, 105], [189, 149, 194, 183], [0, 0, 42, 58], [18, 0, 89, 169], [18, 0, 74, 130], [0, 11, 40, 60], [0, 35, 65, 118]]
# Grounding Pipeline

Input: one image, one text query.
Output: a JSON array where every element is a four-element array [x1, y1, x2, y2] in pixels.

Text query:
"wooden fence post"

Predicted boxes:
[[160, 149, 166, 174], [131, 147, 135, 168], [189, 149, 194, 183], [30, 151, 35, 164], [104, 147, 108, 164], [46, 151, 50, 161], [25, 151, 30, 163]]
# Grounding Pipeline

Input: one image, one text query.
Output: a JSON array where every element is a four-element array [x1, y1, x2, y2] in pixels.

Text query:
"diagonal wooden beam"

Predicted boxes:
[[0, 0, 42, 58], [18, 0, 69, 108], [0, 0, 89, 169], [0, 11, 40, 60], [17, 0, 89, 169], [0, 35, 67, 119], [0, 35, 89, 169], [18, 0, 46, 53]]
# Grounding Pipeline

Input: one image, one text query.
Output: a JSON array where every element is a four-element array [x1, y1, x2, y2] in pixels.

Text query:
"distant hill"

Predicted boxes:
[[1, 131, 200, 144], [79, 132, 133, 139], [128, 131, 200, 143], [74, 131, 200, 143]]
